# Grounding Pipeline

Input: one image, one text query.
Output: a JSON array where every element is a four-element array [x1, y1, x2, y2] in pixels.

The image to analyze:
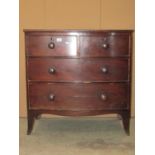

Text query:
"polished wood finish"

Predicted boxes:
[[29, 83, 129, 110], [79, 34, 130, 57], [24, 30, 133, 135], [28, 58, 129, 81], [26, 35, 77, 56]]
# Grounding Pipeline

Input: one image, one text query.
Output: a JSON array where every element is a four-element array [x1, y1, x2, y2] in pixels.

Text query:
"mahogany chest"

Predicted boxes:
[[24, 30, 133, 135]]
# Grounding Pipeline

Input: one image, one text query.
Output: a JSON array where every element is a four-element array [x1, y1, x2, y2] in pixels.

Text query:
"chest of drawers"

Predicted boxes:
[[24, 30, 133, 135]]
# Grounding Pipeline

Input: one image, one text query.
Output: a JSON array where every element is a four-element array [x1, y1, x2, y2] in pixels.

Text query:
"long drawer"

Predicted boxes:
[[27, 58, 129, 82], [28, 83, 129, 110]]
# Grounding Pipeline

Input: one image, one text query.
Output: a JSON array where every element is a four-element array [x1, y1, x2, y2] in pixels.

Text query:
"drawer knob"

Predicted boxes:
[[49, 94, 55, 101], [48, 67, 56, 74], [102, 43, 109, 49], [101, 94, 107, 101], [48, 42, 55, 49], [101, 67, 108, 73]]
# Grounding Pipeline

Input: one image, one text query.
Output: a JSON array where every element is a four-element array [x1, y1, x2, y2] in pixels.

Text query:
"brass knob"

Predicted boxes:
[[101, 67, 108, 73], [102, 43, 109, 49], [48, 42, 55, 49], [101, 94, 107, 101], [48, 67, 56, 74], [49, 94, 55, 101]]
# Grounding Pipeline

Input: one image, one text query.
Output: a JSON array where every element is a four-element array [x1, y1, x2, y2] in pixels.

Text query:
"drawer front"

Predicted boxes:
[[28, 83, 129, 110], [26, 35, 77, 56], [79, 34, 130, 57], [27, 58, 129, 82]]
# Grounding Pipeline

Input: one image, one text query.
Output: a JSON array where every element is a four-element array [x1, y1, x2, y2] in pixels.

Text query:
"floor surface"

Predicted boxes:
[[20, 117, 134, 155]]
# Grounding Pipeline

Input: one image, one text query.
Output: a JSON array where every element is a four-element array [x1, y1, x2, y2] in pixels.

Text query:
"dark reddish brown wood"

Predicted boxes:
[[24, 30, 133, 135], [27, 58, 129, 82], [28, 83, 129, 110], [26, 35, 77, 56], [118, 110, 130, 135], [79, 34, 130, 57], [28, 109, 128, 117], [24, 30, 133, 36], [27, 111, 35, 135]]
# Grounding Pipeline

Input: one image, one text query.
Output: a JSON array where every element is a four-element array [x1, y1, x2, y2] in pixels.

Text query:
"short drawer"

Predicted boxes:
[[27, 58, 129, 82], [28, 83, 129, 110], [26, 35, 77, 56], [79, 34, 130, 57]]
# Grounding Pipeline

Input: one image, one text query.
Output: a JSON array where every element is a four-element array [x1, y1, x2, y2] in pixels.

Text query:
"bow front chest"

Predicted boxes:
[[24, 30, 133, 135]]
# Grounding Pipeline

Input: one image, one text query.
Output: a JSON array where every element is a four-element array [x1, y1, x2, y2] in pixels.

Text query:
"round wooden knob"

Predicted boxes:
[[48, 42, 55, 49], [48, 67, 56, 74], [49, 94, 55, 101], [101, 94, 107, 101], [102, 43, 109, 49], [101, 67, 108, 73]]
